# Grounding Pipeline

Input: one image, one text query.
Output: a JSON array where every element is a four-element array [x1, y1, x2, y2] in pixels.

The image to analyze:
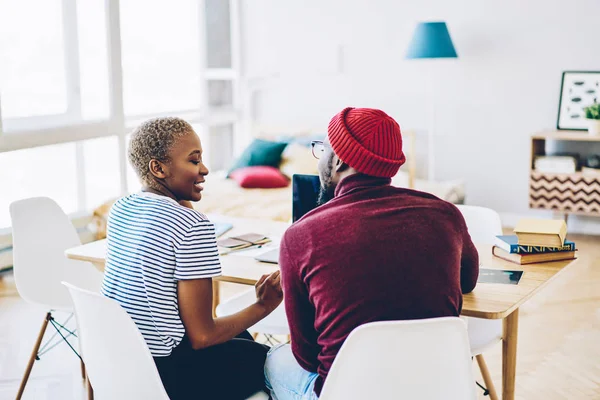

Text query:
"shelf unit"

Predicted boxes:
[[529, 131, 600, 218]]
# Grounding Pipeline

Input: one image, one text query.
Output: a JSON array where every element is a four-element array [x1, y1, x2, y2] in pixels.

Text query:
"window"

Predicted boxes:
[[208, 80, 234, 111], [83, 137, 121, 209], [77, 0, 110, 121], [124, 133, 142, 194], [205, 0, 232, 69], [0, 0, 240, 227], [0, 0, 67, 119], [119, 0, 202, 117], [0, 143, 78, 228]]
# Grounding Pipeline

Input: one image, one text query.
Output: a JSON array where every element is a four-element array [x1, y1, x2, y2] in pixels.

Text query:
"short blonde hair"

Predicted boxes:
[[128, 117, 194, 185]]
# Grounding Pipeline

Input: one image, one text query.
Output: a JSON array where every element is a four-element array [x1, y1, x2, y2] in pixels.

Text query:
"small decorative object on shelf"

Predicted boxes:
[[582, 154, 600, 176], [584, 103, 600, 136], [530, 131, 600, 219], [534, 155, 577, 174], [556, 71, 600, 131], [585, 154, 600, 169]]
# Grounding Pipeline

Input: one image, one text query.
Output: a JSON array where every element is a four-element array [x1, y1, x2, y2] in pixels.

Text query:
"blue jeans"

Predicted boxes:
[[264, 344, 319, 400]]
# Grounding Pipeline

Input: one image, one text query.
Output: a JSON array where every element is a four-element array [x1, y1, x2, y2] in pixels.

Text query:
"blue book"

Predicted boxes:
[[494, 235, 575, 254], [214, 222, 233, 238]]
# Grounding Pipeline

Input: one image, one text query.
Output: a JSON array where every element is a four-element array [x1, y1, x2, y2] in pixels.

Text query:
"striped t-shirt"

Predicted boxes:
[[101, 192, 221, 357]]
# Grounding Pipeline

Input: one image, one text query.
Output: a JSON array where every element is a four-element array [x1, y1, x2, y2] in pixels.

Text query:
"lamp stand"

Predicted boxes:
[[427, 64, 436, 182]]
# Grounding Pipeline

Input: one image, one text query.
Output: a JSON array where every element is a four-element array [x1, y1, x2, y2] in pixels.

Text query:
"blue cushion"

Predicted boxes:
[[227, 139, 288, 177]]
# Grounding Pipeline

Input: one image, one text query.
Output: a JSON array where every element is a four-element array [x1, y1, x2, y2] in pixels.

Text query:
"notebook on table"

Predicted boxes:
[[254, 174, 321, 264], [218, 233, 271, 250]]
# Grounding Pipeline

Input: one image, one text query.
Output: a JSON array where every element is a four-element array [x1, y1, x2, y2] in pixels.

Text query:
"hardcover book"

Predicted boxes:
[[492, 246, 576, 265], [495, 235, 575, 254], [513, 218, 567, 247]]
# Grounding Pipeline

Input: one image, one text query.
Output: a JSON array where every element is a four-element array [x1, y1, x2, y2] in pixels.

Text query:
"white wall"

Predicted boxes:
[[240, 0, 600, 234]]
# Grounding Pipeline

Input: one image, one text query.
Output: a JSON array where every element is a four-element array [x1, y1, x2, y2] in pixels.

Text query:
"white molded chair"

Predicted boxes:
[[63, 282, 268, 400], [319, 318, 477, 400], [10, 197, 103, 399], [216, 289, 289, 336], [63, 282, 169, 399], [456, 204, 503, 400]]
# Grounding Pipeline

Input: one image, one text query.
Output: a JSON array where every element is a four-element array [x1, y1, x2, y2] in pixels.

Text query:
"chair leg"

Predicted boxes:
[[16, 312, 52, 400], [476, 354, 499, 400], [86, 374, 94, 400], [80, 358, 86, 381]]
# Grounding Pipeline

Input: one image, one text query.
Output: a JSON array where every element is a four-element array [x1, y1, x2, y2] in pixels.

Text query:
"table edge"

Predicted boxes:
[[461, 257, 581, 319]]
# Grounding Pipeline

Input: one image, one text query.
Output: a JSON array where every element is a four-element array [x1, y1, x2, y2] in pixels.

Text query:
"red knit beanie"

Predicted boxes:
[[327, 107, 405, 178]]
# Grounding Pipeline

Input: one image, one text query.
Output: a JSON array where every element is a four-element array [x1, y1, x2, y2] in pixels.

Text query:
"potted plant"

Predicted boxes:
[[584, 103, 600, 136]]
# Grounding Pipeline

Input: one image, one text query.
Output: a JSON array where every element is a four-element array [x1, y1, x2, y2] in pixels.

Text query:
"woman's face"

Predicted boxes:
[[162, 131, 209, 202]]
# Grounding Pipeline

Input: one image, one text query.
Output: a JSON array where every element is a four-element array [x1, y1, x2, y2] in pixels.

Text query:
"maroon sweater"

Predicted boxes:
[[279, 174, 479, 395]]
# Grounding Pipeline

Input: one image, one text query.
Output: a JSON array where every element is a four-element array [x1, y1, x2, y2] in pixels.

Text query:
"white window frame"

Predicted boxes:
[[0, 0, 242, 212]]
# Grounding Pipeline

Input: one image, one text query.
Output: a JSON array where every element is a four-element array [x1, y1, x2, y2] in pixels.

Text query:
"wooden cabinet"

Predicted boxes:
[[529, 131, 600, 217]]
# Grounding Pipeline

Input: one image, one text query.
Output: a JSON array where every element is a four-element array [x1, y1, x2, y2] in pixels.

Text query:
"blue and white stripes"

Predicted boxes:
[[101, 192, 221, 356]]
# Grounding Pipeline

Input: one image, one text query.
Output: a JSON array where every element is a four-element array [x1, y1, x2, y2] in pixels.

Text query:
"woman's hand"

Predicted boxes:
[[255, 271, 283, 312]]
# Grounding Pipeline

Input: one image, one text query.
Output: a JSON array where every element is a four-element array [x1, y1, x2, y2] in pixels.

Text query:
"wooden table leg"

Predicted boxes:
[[212, 280, 220, 318], [502, 308, 519, 400]]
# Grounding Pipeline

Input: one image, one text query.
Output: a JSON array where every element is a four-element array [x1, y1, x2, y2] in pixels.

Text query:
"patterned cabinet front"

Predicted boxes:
[[530, 171, 600, 214]]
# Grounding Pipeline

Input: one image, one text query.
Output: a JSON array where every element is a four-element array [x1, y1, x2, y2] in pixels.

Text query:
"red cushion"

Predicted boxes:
[[229, 166, 290, 189]]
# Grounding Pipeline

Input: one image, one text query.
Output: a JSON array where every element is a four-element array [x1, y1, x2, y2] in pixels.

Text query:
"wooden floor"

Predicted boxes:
[[1, 233, 599, 399]]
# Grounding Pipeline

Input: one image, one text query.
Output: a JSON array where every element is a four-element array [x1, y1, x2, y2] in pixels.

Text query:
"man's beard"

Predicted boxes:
[[317, 154, 336, 206], [317, 184, 335, 206]]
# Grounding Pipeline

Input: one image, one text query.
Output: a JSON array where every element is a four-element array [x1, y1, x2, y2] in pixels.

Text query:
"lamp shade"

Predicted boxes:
[[405, 22, 458, 59]]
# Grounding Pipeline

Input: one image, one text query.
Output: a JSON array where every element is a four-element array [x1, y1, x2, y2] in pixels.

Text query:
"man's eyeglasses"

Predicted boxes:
[[311, 140, 325, 159]]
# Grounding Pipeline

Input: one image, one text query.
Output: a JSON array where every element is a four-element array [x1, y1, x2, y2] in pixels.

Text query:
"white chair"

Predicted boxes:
[[63, 282, 268, 400], [456, 204, 503, 400], [319, 317, 477, 400], [216, 289, 289, 336], [9, 197, 103, 399]]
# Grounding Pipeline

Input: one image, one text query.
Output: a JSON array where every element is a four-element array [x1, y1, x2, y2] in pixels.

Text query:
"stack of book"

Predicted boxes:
[[492, 219, 577, 265]]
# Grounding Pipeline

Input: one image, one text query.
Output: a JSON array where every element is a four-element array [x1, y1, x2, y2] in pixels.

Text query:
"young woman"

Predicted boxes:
[[101, 117, 282, 400]]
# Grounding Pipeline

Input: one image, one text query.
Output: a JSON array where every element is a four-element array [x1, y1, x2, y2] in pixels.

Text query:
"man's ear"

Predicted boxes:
[[333, 156, 349, 173], [148, 159, 168, 180]]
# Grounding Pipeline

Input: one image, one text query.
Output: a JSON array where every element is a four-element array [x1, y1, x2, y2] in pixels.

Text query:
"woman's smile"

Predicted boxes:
[[193, 180, 205, 191]]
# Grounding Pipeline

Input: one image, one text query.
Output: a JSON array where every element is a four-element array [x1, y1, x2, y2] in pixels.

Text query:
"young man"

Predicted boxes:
[[265, 107, 479, 400]]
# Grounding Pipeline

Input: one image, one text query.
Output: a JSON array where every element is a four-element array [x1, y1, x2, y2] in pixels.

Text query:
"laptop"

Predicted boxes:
[[254, 174, 321, 264]]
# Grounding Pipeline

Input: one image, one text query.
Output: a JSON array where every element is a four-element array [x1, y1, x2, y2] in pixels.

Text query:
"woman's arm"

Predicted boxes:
[[178, 271, 282, 349]]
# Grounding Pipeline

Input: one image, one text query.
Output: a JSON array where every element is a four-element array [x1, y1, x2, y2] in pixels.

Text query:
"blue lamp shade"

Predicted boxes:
[[405, 22, 458, 59]]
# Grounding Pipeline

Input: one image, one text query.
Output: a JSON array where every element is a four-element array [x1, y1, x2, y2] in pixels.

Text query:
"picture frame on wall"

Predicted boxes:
[[556, 71, 600, 130]]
